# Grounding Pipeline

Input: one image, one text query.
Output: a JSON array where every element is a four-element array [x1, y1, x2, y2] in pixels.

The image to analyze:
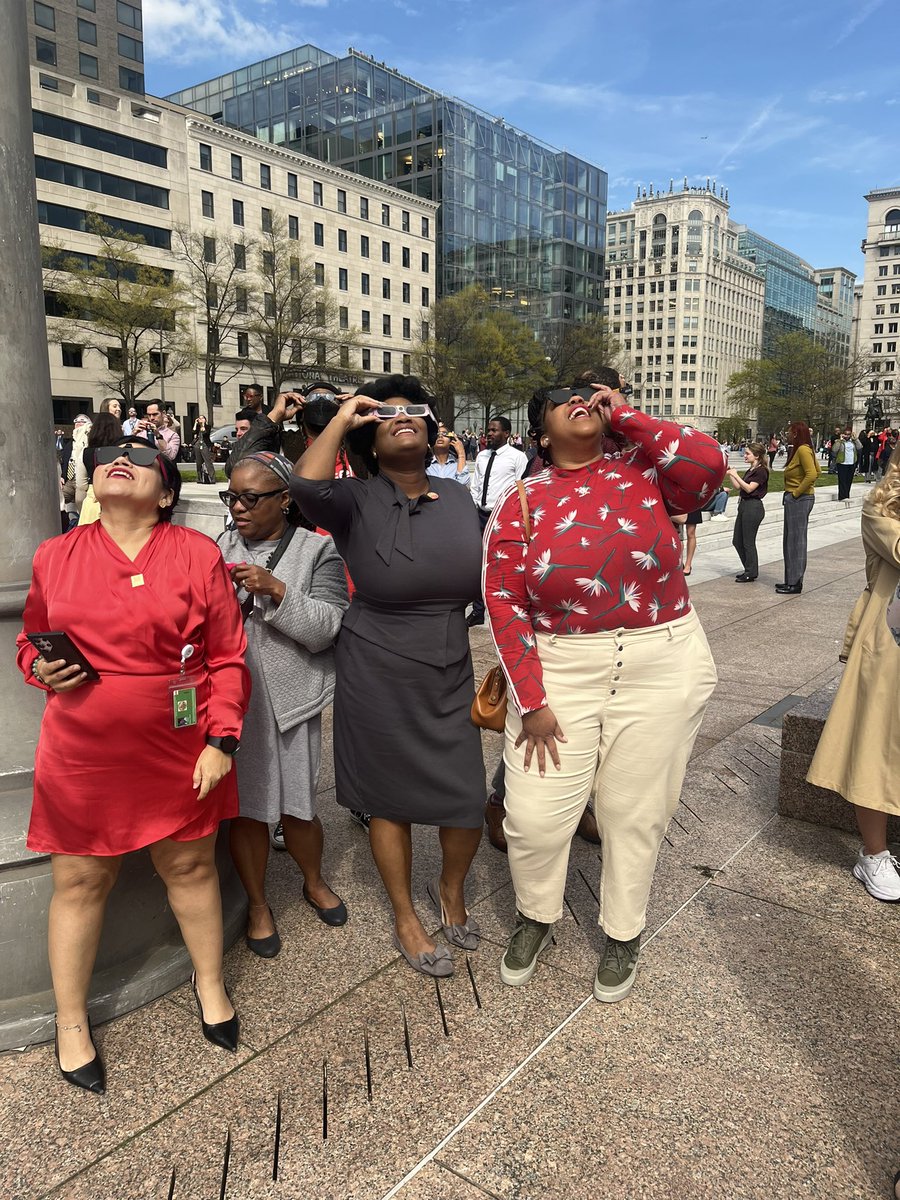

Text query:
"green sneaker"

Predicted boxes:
[[593, 934, 641, 1003], [499, 911, 552, 987]]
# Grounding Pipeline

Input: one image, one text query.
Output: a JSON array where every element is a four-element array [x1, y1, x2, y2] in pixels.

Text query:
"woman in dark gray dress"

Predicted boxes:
[[291, 376, 485, 978]]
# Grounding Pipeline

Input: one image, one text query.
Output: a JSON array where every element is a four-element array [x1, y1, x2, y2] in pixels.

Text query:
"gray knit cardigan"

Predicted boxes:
[[217, 526, 350, 733]]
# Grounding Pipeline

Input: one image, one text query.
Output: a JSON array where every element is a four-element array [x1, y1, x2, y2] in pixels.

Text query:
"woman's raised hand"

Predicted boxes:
[[335, 394, 380, 430]]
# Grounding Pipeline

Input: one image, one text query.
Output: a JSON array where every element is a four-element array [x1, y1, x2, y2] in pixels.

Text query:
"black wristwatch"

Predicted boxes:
[[207, 735, 240, 755]]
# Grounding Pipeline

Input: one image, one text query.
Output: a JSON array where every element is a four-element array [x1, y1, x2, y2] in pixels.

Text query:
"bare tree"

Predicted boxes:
[[246, 216, 354, 394], [173, 226, 256, 424]]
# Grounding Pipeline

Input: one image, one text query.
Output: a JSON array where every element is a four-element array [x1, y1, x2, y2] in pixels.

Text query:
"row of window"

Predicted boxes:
[[33, 109, 167, 168], [38, 201, 171, 249], [34, 37, 144, 92], [36, 155, 169, 209], [34, 0, 140, 31], [197, 142, 431, 237]]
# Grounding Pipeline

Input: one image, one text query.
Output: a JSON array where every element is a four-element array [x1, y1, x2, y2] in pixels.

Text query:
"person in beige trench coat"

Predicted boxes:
[[807, 441, 900, 901]]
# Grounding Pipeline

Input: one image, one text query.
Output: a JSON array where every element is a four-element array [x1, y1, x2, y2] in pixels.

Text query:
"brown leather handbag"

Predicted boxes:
[[470, 481, 532, 731]]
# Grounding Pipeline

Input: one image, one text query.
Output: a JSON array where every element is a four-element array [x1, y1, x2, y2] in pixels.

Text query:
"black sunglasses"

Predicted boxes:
[[95, 444, 161, 468], [219, 487, 286, 509], [547, 387, 599, 407]]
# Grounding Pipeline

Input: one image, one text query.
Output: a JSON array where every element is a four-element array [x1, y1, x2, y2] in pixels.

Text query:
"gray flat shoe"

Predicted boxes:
[[426, 878, 481, 951], [392, 931, 453, 977]]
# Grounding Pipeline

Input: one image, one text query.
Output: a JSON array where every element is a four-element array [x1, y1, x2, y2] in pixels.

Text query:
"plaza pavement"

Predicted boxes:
[[2, 476, 898, 1200]]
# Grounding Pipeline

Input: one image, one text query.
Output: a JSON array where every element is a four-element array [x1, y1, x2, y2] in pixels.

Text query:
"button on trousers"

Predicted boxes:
[[502, 609, 717, 939]]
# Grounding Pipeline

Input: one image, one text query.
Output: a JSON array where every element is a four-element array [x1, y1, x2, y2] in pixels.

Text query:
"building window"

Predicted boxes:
[[206, 283, 218, 310], [383, 351, 391, 372], [232, 198, 244, 226], [235, 286, 247, 313], [315, 302, 325, 325], [401, 247, 411, 269], [34, 2, 55, 29], [314, 262, 325, 286], [402, 282, 410, 303], [360, 235, 370, 258], [311, 223, 323, 248], [401, 210, 410, 232], [338, 229, 348, 253], [287, 172, 297, 199], [35, 37, 56, 65], [117, 33, 142, 60], [231, 154, 242, 181], [288, 215, 298, 240], [340, 345, 350, 368], [289, 256, 299, 282], [361, 273, 370, 295], [116, 0, 141, 26], [337, 189, 347, 213], [201, 191, 214, 219], [382, 241, 391, 264], [264, 293, 275, 317], [78, 52, 98, 78], [421, 320, 429, 340], [421, 287, 430, 307], [339, 306, 349, 330], [203, 237, 216, 263], [421, 216, 429, 237], [77, 0, 95, 7], [362, 348, 371, 370], [402, 318, 411, 340], [402, 353, 411, 375], [61, 343, 83, 368], [382, 278, 391, 299], [360, 197, 369, 220], [313, 181, 323, 206], [237, 331, 249, 357], [361, 309, 371, 332], [199, 143, 212, 171], [118, 66, 143, 92], [233, 242, 246, 269], [261, 207, 272, 233], [383, 314, 391, 336], [421, 252, 429, 272], [260, 163, 271, 190], [381, 204, 390, 227], [316, 342, 326, 364], [39, 74, 59, 91], [77, 18, 97, 43], [339, 268, 348, 291]]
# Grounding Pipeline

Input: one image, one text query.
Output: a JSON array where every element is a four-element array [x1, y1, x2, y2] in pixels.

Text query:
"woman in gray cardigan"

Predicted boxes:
[[219, 453, 350, 956]]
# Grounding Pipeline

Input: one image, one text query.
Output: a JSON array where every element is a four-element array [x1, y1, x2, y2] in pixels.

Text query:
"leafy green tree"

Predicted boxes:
[[42, 214, 194, 406], [417, 285, 553, 426]]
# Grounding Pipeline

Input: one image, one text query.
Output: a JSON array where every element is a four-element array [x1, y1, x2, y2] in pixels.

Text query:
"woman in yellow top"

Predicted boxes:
[[806, 439, 900, 901], [777, 421, 820, 594]]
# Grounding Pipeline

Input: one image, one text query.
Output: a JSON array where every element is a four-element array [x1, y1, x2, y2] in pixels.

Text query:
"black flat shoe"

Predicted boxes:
[[734, 573, 757, 582], [55, 1018, 106, 1095], [302, 885, 348, 927], [191, 973, 239, 1053], [246, 906, 281, 959], [775, 583, 802, 594]]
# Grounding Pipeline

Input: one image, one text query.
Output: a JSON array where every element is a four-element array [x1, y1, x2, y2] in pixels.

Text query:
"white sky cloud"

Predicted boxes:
[[142, 0, 316, 66]]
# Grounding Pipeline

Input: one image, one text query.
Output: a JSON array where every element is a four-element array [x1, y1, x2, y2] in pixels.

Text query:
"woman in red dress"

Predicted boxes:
[[17, 437, 250, 1094]]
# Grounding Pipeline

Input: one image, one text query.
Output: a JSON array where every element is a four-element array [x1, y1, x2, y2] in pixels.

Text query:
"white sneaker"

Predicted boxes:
[[852, 849, 900, 901], [709, 513, 729, 522]]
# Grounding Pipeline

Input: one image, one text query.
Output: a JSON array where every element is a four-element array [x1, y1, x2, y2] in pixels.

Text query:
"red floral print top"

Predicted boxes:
[[483, 406, 726, 714]]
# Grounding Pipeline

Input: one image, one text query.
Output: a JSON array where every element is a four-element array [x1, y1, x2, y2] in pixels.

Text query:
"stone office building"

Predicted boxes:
[[854, 187, 900, 426], [31, 63, 436, 426]]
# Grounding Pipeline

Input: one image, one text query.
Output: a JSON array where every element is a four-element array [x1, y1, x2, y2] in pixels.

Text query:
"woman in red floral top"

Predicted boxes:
[[484, 372, 724, 1002]]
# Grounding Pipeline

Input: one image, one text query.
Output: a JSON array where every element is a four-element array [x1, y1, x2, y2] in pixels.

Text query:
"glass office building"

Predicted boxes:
[[734, 226, 819, 355], [168, 46, 608, 329]]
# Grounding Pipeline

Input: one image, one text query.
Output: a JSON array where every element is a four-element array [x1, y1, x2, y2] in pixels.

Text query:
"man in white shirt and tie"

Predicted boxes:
[[467, 414, 527, 626]]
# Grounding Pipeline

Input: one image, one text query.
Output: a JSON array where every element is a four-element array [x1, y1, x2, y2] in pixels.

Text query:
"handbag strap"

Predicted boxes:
[[516, 480, 532, 543], [239, 524, 296, 622]]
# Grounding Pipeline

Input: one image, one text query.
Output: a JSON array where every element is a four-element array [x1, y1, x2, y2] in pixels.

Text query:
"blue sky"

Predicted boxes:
[[144, 0, 899, 275]]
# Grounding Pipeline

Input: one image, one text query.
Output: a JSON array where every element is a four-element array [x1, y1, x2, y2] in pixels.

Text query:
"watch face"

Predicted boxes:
[[219, 736, 240, 754]]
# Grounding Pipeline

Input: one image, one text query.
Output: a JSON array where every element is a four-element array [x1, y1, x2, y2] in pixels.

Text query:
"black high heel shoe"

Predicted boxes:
[[191, 973, 239, 1053], [54, 1017, 106, 1095]]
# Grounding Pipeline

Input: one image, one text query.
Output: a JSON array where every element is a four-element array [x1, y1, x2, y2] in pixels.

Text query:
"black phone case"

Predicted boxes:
[[26, 632, 101, 681]]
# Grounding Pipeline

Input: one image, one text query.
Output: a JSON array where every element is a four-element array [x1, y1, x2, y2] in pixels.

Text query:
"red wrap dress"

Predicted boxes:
[[16, 522, 250, 856]]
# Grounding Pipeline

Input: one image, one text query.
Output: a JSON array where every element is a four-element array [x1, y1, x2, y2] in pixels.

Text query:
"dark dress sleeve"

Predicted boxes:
[[288, 476, 364, 539]]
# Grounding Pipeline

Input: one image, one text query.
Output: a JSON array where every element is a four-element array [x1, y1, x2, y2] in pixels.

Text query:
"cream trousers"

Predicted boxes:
[[502, 609, 717, 939]]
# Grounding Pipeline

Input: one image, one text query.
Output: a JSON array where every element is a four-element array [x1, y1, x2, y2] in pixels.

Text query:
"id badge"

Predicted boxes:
[[168, 672, 202, 729]]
